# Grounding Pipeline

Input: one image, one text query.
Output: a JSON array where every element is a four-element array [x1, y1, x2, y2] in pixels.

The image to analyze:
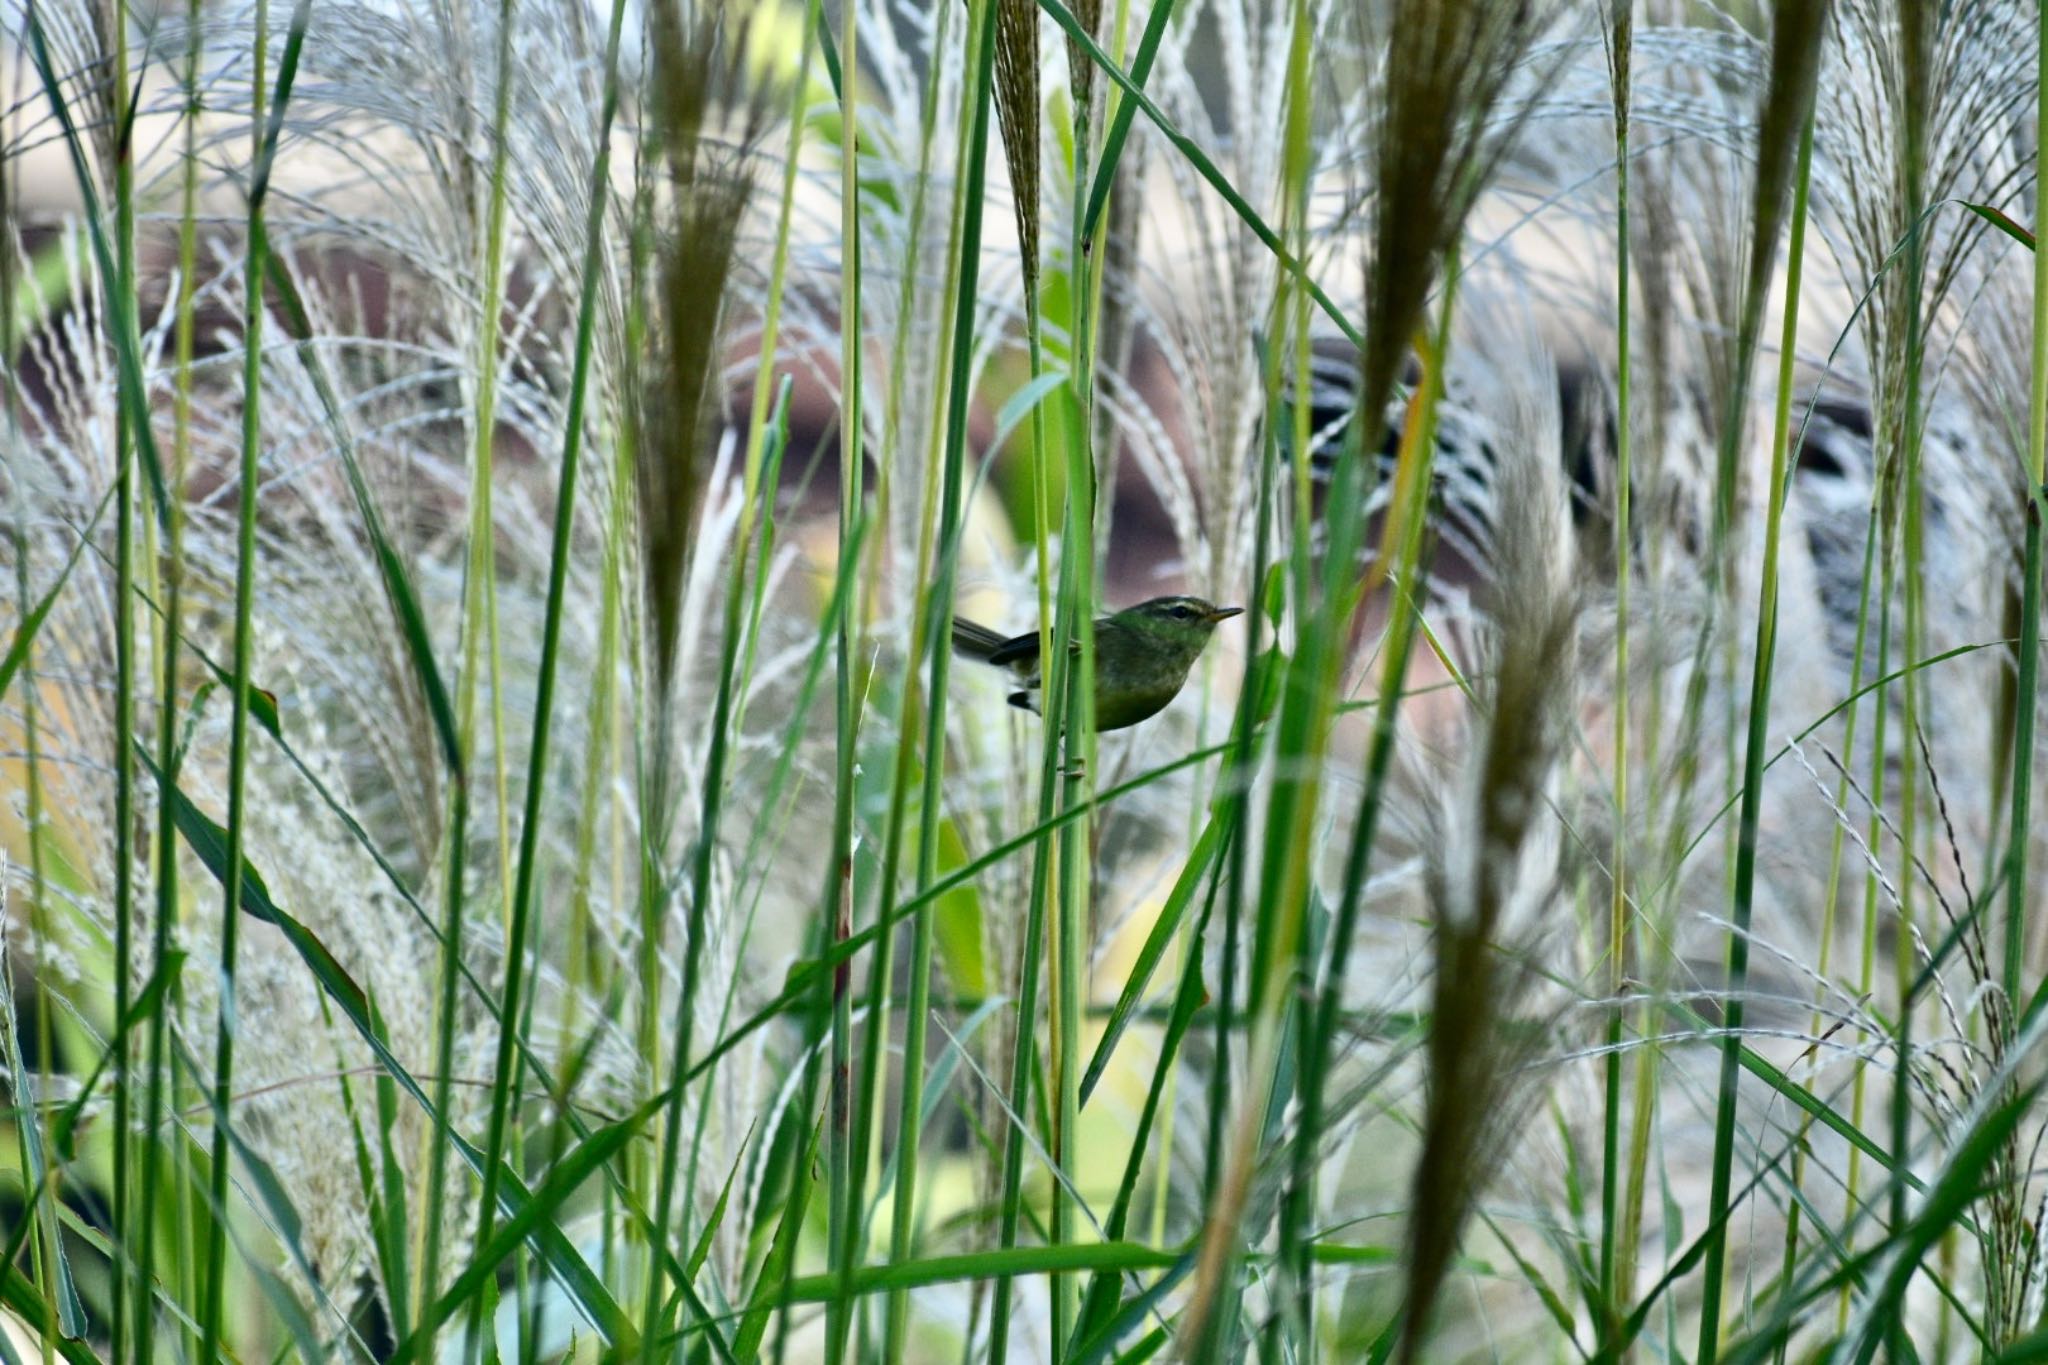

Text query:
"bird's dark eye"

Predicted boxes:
[[1174, 605, 1194, 619]]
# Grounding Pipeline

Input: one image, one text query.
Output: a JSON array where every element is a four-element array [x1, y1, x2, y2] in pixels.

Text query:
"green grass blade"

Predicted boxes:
[[691, 734, 1245, 1087], [687, 1123, 753, 1282], [470, 0, 632, 1299], [788, 1242, 1189, 1301], [0, 933, 85, 1337], [386, 1096, 662, 1363], [260, 250, 461, 774], [0, 484, 115, 707], [1035, 0, 1360, 350], [1077, 0, 1180, 245], [50, 949, 184, 1160], [1079, 805, 1225, 1105]]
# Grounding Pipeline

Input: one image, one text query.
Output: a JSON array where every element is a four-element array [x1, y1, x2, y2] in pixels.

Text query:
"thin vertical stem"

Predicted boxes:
[[0, 46, 61, 1363], [1701, 88, 1816, 1363], [827, 0, 874, 1352], [419, 0, 515, 1332], [2003, 0, 2048, 1026], [107, 0, 139, 1358], [882, 0, 972, 1354], [199, 2, 271, 1352], [1598, 0, 1632, 1339], [139, 1, 204, 1355], [109, 1, 138, 1350], [1051, 56, 1101, 1365], [469, 0, 630, 1298]]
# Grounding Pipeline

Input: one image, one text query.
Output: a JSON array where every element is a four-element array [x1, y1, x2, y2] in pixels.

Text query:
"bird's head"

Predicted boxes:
[[1119, 595, 1244, 653]]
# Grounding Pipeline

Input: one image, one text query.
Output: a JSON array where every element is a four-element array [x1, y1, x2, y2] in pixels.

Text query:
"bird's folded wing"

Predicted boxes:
[[985, 632, 1042, 668]]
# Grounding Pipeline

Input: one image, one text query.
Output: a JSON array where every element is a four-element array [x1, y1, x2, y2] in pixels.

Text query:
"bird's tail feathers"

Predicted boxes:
[[952, 617, 1011, 661]]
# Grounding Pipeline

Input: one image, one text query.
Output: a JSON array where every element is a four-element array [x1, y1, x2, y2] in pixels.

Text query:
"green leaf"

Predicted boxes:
[[0, 1262, 103, 1365], [1261, 560, 1286, 629], [687, 1120, 755, 1282], [933, 818, 988, 998], [741, 736, 1245, 1085], [1070, 1256, 1193, 1365], [734, 1114, 823, 1360], [991, 369, 1071, 454], [1080, 817, 1224, 1104], [52, 949, 185, 1159], [386, 1095, 660, 1364], [781, 1242, 1188, 1302], [1078, 0, 1181, 245], [18, 10, 172, 525], [1841, 1085, 2039, 1362], [262, 247, 462, 777], [1035, 0, 1362, 349], [0, 483, 117, 709], [1963, 200, 2035, 250], [0, 935, 86, 1338]]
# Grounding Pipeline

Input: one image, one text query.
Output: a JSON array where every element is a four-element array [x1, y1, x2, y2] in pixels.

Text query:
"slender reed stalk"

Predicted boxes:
[[0, 55, 63, 1362], [198, 2, 273, 1350], [1694, 6, 1828, 1351], [1267, 0, 1319, 1345], [2003, 0, 2048, 1029], [138, 2, 205, 1356], [1051, 47, 1098, 1365], [468, 0, 630, 1305], [1884, 29, 1936, 1334], [826, 0, 876, 1351], [108, 5, 137, 1350], [823, 0, 872, 1350], [419, 0, 516, 1328], [1251, 0, 1547, 1352], [881, 1, 972, 1355], [1598, 0, 1633, 1337]]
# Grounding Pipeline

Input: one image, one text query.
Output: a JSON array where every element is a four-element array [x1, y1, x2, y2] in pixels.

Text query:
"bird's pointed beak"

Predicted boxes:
[[1207, 606, 1244, 623]]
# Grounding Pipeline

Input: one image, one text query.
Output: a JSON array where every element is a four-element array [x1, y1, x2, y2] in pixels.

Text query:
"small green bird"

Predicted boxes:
[[952, 595, 1243, 731]]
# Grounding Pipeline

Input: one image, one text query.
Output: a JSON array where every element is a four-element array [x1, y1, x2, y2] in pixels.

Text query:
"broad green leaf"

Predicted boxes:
[[743, 737, 1244, 1086], [688, 1121, 755, 1282], [734, 1114, 823, 1360], [0, 1262, 102, 1365], [933, 818, 988, 998], [781, 1242, 1186, 1301], [1078, 0, 1181, 244], [0, 937, 85, 1337]]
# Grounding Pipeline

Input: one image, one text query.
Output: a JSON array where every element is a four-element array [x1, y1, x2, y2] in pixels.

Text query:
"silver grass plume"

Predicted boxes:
[[1400, 364, 1579, 1362], [1815, 0, 2030, 565], [1354, 0, 1552, 444], [637, 1, 770, 792], [992, 0, 1041, 293]]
